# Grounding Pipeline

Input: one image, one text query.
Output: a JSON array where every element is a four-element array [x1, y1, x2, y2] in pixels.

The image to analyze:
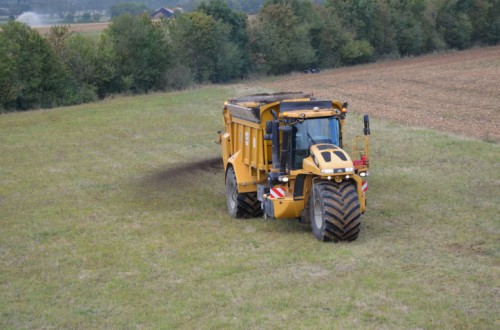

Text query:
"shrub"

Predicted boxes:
[[444, 13, 473, 49], [0, 21, 71, 110], [164, 65, 194, 90], [104, 14, 171, 93], [249, 3, 316, 74], [340, 39, 375, 65]]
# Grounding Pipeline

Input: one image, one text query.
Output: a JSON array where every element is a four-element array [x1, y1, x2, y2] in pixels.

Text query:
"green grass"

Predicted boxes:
[[1, 86, 498, 329]]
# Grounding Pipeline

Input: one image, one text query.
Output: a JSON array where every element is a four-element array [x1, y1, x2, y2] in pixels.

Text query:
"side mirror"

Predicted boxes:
[[364, 114, 370, 135]]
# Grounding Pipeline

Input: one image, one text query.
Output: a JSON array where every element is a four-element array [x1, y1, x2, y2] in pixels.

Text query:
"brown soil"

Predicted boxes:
[[255, 46, 500, 142]]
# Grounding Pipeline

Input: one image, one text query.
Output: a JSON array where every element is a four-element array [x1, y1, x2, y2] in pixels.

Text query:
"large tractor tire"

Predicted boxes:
[[310, 181, 361, 242], [225, 167, 263, 218]]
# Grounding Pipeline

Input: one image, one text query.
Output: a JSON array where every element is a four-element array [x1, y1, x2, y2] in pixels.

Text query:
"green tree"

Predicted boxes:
[[93, 34, 119, 97], [166, 11, 243, 82], [419, 0, 447, 52], [0, 21, 71, 110], [105, 14, 171, 92], [0, 32, 19, 111], [198, 0, 248, 44], [249, 3, 316, 74], [313, 5, 350, 68], [63, 35, 106, 102], [454, 0, 500, 45], [391, 0, 428, 55], [46, 25, 73, 59], [372, 0, 399, 55], [326, 0, 379, 43], [326, 0, 445, 56], [340, 39, 374, 65], [264, 0, 317, 22], [436, 2, 473, 49], [46, 25, 98, 103], [197, 0, 250, 74], [486, 0, 500, 44]]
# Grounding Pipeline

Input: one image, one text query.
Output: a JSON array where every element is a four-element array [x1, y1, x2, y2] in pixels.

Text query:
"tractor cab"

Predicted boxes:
[[273, 100, 347, 175], [290, 116, 340, 170], [272, 99, 369, 178]]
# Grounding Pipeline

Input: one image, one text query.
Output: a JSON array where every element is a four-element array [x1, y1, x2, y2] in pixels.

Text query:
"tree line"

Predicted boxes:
[[1, 0, 499, 111]]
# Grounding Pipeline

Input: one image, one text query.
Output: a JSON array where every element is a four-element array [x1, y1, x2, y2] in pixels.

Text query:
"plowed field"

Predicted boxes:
[[35, 22, 110, 35], [257, 46, 500, 142]]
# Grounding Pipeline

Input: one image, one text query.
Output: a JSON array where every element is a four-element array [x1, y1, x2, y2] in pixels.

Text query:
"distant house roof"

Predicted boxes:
[[150, 8, 174, 19]]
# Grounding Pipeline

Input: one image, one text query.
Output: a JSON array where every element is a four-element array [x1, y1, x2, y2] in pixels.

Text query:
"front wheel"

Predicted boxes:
[[225, 167, 263, 218], [310, 181, 361, 242]]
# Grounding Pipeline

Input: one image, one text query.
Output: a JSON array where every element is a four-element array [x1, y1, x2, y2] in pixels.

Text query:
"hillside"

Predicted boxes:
[[0, 50, 498, 328]]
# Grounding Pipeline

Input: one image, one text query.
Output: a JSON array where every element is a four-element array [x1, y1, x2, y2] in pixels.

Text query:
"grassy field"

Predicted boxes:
[[0, 86, 498, 329]]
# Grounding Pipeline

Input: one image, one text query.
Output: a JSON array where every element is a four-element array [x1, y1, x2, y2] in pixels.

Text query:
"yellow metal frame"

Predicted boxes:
[[221, 94, 369, 218]]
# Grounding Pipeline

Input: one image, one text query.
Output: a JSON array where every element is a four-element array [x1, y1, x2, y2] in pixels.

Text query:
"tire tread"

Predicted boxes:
[[311, 181, 361, 242]]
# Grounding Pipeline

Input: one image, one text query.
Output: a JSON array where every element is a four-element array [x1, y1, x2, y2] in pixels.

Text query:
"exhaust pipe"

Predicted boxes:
[[279, 126, 292, 174], [267, 110, 280, 169]]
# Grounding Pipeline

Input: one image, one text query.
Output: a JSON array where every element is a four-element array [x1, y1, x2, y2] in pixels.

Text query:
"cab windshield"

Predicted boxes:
[[291, 117, 340, 169]]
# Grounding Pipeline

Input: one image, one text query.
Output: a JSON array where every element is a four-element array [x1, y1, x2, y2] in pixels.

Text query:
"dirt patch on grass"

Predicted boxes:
[[143, 157, 223, 188], [256, 46, 500, 142]]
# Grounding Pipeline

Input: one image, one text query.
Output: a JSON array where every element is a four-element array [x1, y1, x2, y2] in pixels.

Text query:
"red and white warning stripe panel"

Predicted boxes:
[[269, 187, 286, 199], [362, 181, 368, 192]]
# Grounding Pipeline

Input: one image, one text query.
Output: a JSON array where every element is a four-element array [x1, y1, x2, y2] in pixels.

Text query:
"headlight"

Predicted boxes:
[[321, 167, 354, 174], [278, 176, 289, 182]]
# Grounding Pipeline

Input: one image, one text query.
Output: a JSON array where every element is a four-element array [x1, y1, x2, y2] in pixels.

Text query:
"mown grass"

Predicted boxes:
[[0, 86, 498, 329]]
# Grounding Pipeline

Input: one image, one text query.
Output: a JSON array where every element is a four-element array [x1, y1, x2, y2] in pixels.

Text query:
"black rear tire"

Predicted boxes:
[[225, 167, 263, 218], [310, 181, 361, 242]]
